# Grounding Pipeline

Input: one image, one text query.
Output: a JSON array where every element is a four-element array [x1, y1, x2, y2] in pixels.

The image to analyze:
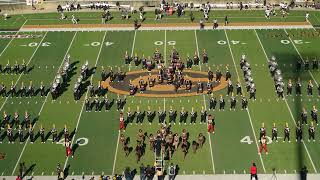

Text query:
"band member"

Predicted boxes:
[[209, 96, 217, 111], [284, 123, 290, 143], [227, 80, 233, 96], [193, 51, 199, 66], [202, 49, 208, 64], [208, 68, 214, 81], [296, 122, 303, 142], [197, 80, 203, 93], [271, 123, 278, 142], [23, 111, 30, 130], [7, 124, 13, 143], [169, 106, 176, 125], [207, 114, 215, 133], [146, 106, 153, 125], [308, 122, 315, 142], [190, 107, 197, 124], [311, 105, 318, 125], [198, 133, 205, 148], [287, 79, 293, 96], [64, 124, 69, 141], [179, 107, 187, 125], [158, 107, 166, 125], [13, 111, 20, 129], [241, 97, 248, 110], [307, 80, 313, 96], [301, 108, 308, 125], [136, 106, 143, 124], [18, 125, 24, 144], [259, 123, 266, 141], [29, 124, 34, 144], [200, 106, 207, 124], [207, 80, 213, 94], [51, 124, 58, 143], [124, 51, 130, 64], [236, 81, 242, 96], [137, 129, 145, 144], [219, 95, 225, 111], [120, 112, 125, 131], [40, 125, 45, 143], [127, 107, 133, 125], [259, 135, 268, 155], [215, 68, 222, 82], [230, 93, 236, 111], [295, 78, 302, 96]]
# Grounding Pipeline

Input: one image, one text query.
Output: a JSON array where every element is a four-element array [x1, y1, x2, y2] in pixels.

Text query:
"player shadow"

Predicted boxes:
[[0, 131, 6, 142], [32, 116, 39, 125], [55, 61, 79, 99], [63, 164, 70, 178], [78, 80, 91, 99], [23, 163, 36, 178], [45, 131, 52, 141], [105, 99, 114, 111], [71, 142, 80, 155], [26, 65, 34, 74], [69, 128, 76, 140], [57, 130, 64, 141]]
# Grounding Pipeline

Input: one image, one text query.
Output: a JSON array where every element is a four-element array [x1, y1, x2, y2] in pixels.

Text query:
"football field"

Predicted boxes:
[[0, 11, 320, 177]]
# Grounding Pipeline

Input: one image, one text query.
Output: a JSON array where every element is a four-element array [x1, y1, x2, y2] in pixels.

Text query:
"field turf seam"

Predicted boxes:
[[254, 29, 318, 173], [224, 29, 266, 173]]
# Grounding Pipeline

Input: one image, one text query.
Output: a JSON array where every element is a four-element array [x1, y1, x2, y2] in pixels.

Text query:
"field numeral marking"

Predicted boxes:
[[240, 136, 253, 144], [240, 136, 272, 145], [27, 42, 51, 47], [280, 39, 310, 45], [217, 40, 244, 45], [105, 42, 114, 46], [154, 41, 176, 46], [56, 137, 89, 146]]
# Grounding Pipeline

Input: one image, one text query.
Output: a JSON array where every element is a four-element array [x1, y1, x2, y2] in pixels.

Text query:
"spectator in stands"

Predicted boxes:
[[140, 164, 146, 180], [225, 16, 229, 26], [168, 163, 176, 180], [200, 19, 204, 30], [213, 19, 218, 29]]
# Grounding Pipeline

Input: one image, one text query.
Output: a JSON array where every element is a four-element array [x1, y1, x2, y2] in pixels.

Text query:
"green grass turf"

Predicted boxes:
[[0, 27, 320, 176]]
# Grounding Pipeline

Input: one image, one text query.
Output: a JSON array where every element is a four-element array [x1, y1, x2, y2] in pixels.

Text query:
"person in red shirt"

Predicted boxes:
[[207, 114, 215, 133], [119, 112, 125, 132], [16, 176, 22, 180], [259, 135, 268, 155], [250, 162, 258, 180], [65, 140, 73, 158]]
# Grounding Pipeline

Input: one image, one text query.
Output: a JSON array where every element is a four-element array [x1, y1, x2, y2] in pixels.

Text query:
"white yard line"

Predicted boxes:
[[224, 29, 266, 173], [283, 29, 319, 86], [194, 30, 201, 71], [195, 29, 215, 174], [11, 31, 78, 175], [112, 30, 137, 174], [0, 30, 21, 57], [0, 31, 48, 112], [128, 30, 137, 71], [203, 95, 215, 174], [254, 29, 317, 173], [112, 131, 120, 175], [64, 31, 107, 170]]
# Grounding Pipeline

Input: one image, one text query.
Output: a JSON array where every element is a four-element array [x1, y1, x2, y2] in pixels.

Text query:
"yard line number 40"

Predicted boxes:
[[240, 136, 272, 144]]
